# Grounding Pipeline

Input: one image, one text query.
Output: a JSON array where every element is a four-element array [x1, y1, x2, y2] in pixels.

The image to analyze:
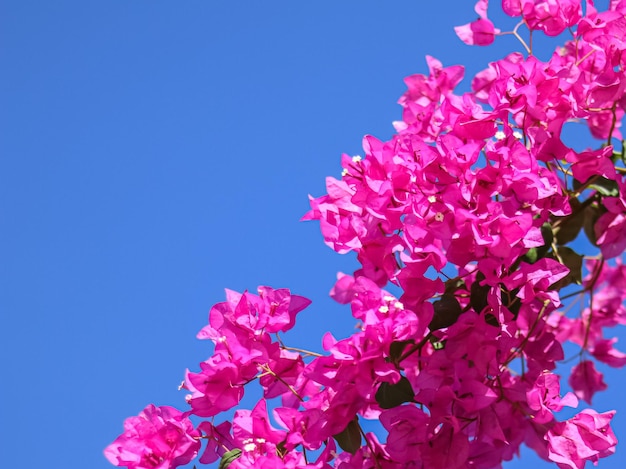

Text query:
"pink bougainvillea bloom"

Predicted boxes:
[[455, 19, 500, 46], [197, 421, 235, 464], [591, 337, 626, 367], [568, 360, 608, 404], [380, 405, 429, 463], [184, 354, 247, 417], [565, 147, 616, 183], [256, 286, 312, 333], [596, 212, 626, 259], [422, 424, 470, 469], [526, 371, 578, 423], [501, 0, 523, 16], [502, 0, 582, 36], [232, 399, 287, 447], [454, 0, 500, 46], [546, 409, 617, 469], [104, 405, 200, 469]]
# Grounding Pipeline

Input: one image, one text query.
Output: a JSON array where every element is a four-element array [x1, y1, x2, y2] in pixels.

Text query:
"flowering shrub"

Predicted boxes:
[[106, 1, 626, 468]]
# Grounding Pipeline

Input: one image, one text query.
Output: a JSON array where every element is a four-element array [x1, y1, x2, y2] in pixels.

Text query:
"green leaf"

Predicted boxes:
[[428, 294, 463, 331], [550, 246, 584, 290], [375, 376, 415, 409], [444, 277, 465, 295], [333, 418, 361, 455], [523, 222, 553, 263], [500, 286, 521, 319], [523, 247, 539, 264], [555, 199, 585, 245], [388, 340, 413, 363], [483, 313, 499, 327], [589, 177, 619, 197], [470, 273, 490, 314], [583, 203, 606, 246], [612, 149, 622, 163], [218, 449, 242, 469], [536, 222, 554, 258], [432, 340, 445, 350], [540, 222, 554, 246], [429, 335, 447, 349]]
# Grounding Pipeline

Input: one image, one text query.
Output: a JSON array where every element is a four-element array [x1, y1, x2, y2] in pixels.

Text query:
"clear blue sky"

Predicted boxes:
[[1, 1, 624, 468]]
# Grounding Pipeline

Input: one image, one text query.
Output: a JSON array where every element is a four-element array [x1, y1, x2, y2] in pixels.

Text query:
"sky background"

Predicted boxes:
[[1, 1, 624, 468]]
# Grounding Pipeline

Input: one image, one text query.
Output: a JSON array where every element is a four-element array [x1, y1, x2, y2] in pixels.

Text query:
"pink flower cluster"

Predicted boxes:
[[104, 405, 200, 469], [106, 1, 626, 468]]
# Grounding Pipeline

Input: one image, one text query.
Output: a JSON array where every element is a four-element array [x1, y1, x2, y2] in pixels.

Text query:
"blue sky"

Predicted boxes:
[[1, 1, 624, 468]]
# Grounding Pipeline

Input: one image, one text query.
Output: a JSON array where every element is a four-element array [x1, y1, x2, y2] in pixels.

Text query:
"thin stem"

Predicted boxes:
[[275, 331, 323, 357], [575, 48, 596, 67], [499, 21, 531, 55], [398, 332, 433, 364], [280, 345, 323, 357], [552, 195, 597, 230], [259, 364, 304, 402], [582, 257, 605, 351], [572, 174, 601, 198], [607, 102, 618, 147], [560, 289, 586, 301], [501, 299, 551, 368], [356, 419, 383, 469]]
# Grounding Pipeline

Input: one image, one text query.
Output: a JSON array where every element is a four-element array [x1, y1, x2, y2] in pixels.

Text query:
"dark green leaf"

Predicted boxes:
[[375, 376, 415, 409], [484, 313, 499, 327], [555, 199, 585, 245], [551, 246, 584, 290], [590, 177, 619, 197], [470, 273, 490, 314], [540, 222, 554, 246], [535, 222, 554, 258], [620, 139, 626, 164], [523, 222, 553, 263], [429, 294, 463, 331], [218, 449, 242, 469], [583, 203, 606, 246], [523, 247, 539, 264], [389, 340, 413, 363], [500, 286, 521, 319], [333, 418, 361, 455], [444, 277, 465, 295]]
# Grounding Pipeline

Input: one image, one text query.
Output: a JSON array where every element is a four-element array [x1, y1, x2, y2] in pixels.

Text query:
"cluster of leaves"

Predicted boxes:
[[105, 1, 626, 468]]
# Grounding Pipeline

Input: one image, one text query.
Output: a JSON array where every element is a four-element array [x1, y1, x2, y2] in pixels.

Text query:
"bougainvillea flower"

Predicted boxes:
[[568, 360, 608, 404], [546, 409, 617, 468], [104, 405, 200, 469]]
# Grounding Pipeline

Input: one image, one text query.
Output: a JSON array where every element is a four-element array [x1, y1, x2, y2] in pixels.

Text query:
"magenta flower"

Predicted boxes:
[[184, 353, 247, 417], [380, 405, 429, 463], [456, 0, 500, 46], [502, 0, 582, 36], [104, 405, 200, 469], [455, 18, 499, 46], [105, 1, 626, 466], [197, 421, 235, 464], [591, 338, 626, 367], [546, 409, 617, 468], [527, 371, 578, 423], [568, 360, 608, 404]]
